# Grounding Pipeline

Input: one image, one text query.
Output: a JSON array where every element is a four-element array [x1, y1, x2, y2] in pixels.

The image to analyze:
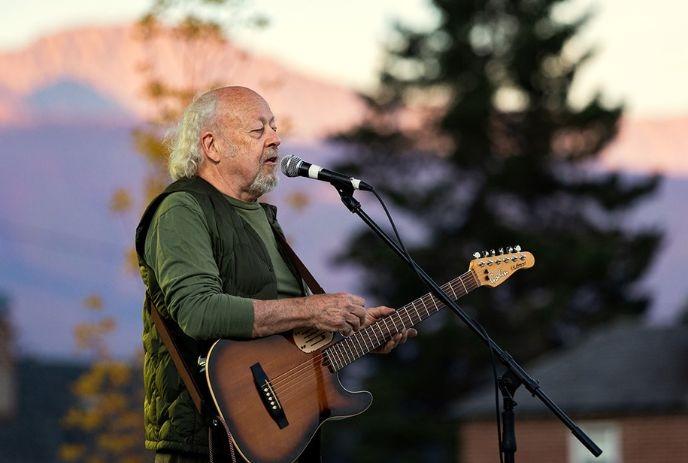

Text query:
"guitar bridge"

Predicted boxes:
[[250, 363, 289, 429]]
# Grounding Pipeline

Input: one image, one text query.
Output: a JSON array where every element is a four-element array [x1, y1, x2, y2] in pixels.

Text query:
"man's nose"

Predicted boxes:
[[267, 127, 281, 148]]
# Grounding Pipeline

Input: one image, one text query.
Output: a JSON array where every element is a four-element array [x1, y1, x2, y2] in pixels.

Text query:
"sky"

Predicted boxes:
[[0, 0, 685, 357], [0, 0, 686, 116]]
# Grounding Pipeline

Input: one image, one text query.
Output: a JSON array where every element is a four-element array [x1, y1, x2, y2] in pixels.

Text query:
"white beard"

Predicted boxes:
[[247, 168, 278, 197]]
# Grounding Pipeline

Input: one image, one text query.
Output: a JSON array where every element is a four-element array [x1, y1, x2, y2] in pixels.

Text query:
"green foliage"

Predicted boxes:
[[328, 1, 661, 461], [60, 299, 145, 463]]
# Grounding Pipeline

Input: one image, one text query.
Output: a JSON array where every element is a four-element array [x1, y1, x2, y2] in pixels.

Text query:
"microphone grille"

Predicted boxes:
[[280, 155, 303, 177]]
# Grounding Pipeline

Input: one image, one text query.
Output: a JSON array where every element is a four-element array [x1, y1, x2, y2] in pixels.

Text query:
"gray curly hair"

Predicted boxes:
[[166, 90, 219, 180]]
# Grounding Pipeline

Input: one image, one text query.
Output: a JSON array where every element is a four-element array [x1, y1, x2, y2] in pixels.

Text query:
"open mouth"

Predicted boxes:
[[263, 155, 278, 164]]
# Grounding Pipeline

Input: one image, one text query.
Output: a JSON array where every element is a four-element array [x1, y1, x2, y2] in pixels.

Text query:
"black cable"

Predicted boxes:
[[369, 188, 503, 463]]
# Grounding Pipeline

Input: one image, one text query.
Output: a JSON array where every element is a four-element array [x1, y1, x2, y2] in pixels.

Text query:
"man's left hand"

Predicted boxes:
[[363, 306, 418, 354]]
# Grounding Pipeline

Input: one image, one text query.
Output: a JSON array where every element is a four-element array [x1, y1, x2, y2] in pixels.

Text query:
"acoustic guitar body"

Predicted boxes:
[[206, 334, 372, 463]]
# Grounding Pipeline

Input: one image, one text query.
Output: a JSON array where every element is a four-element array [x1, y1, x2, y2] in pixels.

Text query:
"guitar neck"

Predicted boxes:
[[324, 270, 479, 372]]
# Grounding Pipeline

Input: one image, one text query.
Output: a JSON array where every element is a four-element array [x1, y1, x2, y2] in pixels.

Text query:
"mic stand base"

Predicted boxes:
[[499, 370, 522, 463]]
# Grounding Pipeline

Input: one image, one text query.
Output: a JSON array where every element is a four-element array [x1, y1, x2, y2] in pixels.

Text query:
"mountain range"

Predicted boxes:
[[0, 24, 685, 359]]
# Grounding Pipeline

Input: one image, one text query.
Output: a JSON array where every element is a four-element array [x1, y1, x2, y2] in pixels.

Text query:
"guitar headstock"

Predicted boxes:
[[469, 245, 535, 288]]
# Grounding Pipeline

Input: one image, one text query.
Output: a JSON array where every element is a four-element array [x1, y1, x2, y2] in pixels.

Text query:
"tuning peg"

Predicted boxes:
[[499, 247, 504, 254], [507, 246, 514, 253], [514, 245, 522, 252], [490, 249, 496, 256], [473, 252, 481, 259], [483, 251, 489, 257]]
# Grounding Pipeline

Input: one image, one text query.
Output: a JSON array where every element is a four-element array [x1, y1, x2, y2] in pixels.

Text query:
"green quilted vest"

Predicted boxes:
[[135, 176, 304, 455]]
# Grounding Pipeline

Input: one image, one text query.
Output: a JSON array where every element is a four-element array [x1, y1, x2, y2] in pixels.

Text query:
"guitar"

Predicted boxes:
[[205, 247, 535, 463]]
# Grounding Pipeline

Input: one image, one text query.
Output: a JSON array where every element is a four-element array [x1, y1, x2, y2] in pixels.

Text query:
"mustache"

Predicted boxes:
[[262, 148, 279, 162]]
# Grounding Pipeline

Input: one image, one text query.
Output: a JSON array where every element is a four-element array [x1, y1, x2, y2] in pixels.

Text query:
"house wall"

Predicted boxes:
[[0, 304, 15, 420], [621, 415, 688, 462], [459, 414, 688, 463]]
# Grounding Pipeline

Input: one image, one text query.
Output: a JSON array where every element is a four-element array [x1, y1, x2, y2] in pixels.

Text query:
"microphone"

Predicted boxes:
[[280, 155, 374, 191]]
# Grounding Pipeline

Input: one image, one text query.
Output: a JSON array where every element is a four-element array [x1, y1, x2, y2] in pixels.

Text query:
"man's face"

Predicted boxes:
[[214, 93, 281, 199]]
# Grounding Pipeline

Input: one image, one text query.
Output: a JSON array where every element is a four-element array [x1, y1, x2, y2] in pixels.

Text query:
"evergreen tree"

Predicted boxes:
[[328, 1, 661, 461]]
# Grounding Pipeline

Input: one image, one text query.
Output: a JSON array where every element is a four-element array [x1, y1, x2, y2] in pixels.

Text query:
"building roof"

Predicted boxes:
[[454, 323, 688, 420]]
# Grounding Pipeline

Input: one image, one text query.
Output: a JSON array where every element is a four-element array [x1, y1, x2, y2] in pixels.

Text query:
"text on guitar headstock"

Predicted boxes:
[[469, 245, 535, 288]]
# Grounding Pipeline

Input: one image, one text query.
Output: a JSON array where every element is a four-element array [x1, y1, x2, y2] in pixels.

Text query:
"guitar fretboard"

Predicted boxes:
[[324, 271, 479, 371]]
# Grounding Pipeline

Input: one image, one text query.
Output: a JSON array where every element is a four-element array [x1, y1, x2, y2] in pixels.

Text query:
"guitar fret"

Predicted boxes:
[[379, 324, 388, 343], [404, 309, 411, 327], [372, 325, 384, 345], [404, 307, 414, 326], [359, 331, 370, 351], [333, 344, 346, 368], [341, 340, 354, 365], [425, 294, 437, 314], [403, 307, 413, 326], [382, 317, 392, 336], [336, 343, 347, 367], [449, 284, 458, 300], [353, 337, 362, 359], [326, 350, 339, 370], [458, 276, 468, 294], [363, 329, 376, 349], [352, 333, 367, 356], [385, 316, 394, 333], [345, 337, 355, 359], [335, 346, 346, 369], [347, 337, 360, 359], [420, 298, 430, 317], [395, 314, 404, 331], [412, 302, 421, 322], [352, 338, 360, 359]]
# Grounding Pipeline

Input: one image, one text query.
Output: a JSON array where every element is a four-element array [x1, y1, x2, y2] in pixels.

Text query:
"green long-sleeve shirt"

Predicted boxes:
[[144, 191, 302, 340]]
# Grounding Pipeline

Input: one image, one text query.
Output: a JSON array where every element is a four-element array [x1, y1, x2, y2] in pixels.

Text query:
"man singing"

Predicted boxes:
[[135, 86, 416, 462]]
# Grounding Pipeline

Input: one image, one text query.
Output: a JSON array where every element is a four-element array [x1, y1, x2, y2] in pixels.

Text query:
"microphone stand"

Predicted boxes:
[[333, 183, 602, 462]]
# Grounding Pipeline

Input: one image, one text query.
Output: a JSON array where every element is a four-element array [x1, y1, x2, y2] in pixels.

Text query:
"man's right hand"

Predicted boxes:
[[306, 292, 367, 336], [252, 292, 367, 338]]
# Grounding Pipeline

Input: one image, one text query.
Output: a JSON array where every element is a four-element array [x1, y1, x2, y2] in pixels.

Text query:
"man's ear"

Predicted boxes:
[[201, 131, 221, 163]]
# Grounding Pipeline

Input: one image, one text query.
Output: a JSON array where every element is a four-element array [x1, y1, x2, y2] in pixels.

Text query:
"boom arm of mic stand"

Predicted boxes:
[[335, 185, 602, 458]]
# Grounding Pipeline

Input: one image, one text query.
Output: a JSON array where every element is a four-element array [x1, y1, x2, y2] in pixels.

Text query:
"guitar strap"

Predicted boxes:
[[273, 230, 325, 295], [148, 297, 237, 462], [148, 298, 212, 417]]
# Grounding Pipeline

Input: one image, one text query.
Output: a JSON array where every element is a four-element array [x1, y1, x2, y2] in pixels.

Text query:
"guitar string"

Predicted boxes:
[[266, 273, 475, 390], [267, 275, 479, 398], [273, 277, 481, 402], [268, 274, 479, 396]]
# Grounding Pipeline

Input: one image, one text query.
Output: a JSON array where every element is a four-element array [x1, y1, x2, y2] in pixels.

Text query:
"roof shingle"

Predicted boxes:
[[454, 323, 688, 419]]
